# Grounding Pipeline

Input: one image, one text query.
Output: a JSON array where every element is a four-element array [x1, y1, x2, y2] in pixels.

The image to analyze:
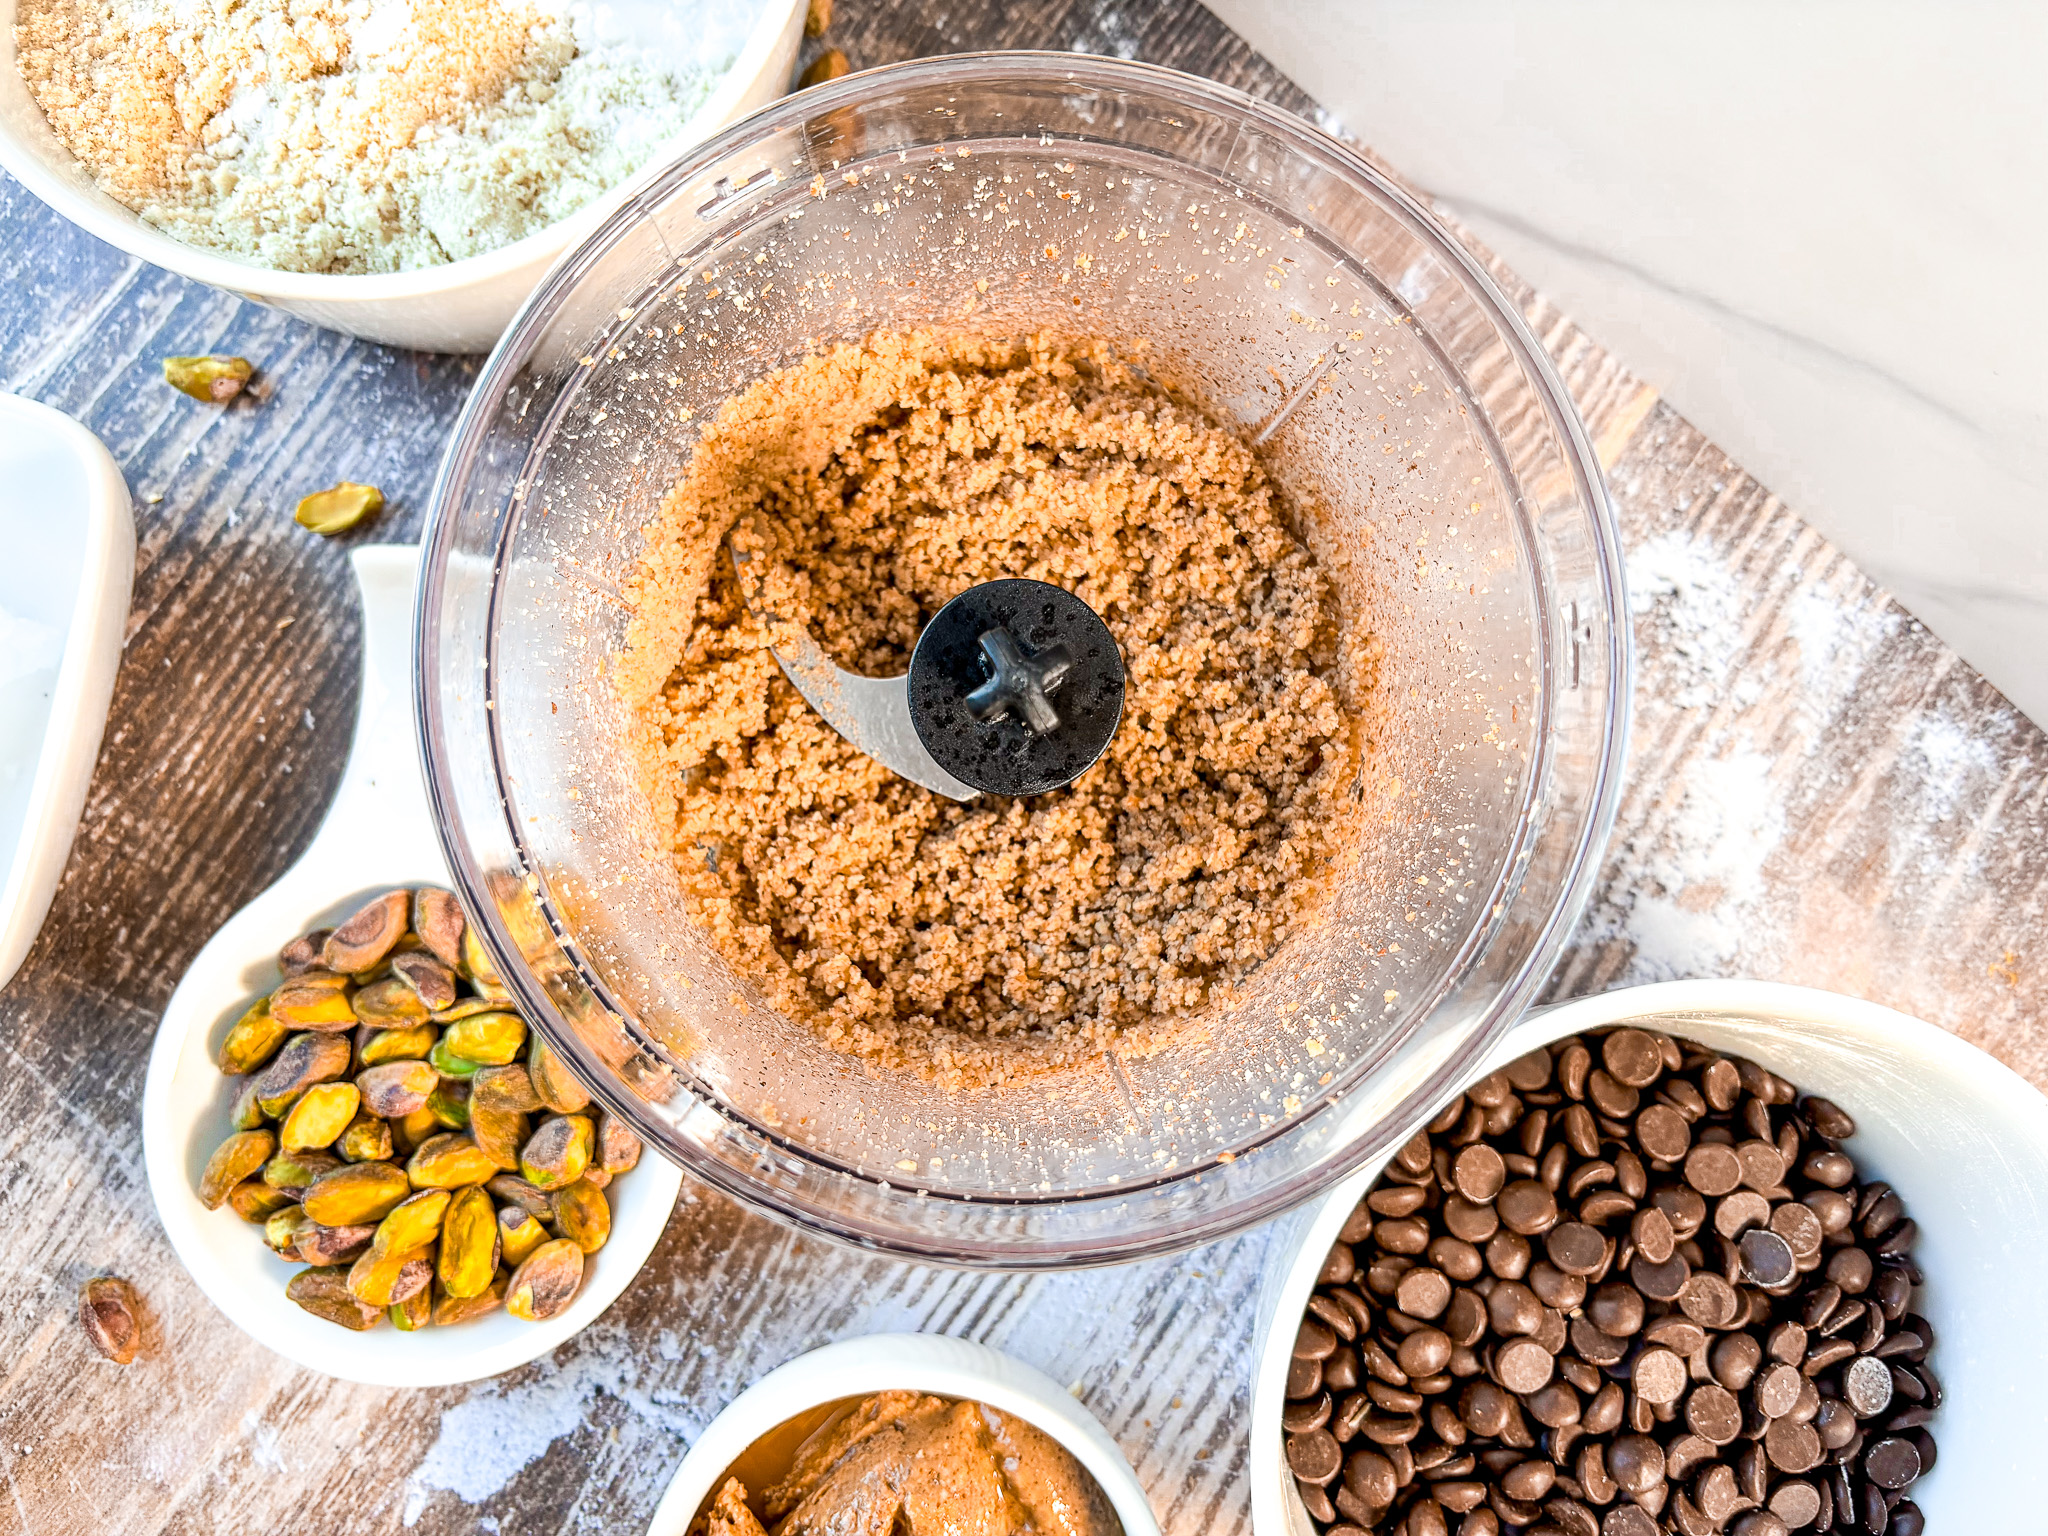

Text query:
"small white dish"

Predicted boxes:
[[645, 1334, 1162, 1536], [1249, 979, 2048, 1535], [0, 0, 804, 351], [0, 394, 132, 991], [141, 545, 681, 1387]]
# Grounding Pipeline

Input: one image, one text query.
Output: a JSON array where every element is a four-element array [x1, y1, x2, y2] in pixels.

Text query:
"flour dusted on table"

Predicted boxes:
[[14, 0, 729, 274]]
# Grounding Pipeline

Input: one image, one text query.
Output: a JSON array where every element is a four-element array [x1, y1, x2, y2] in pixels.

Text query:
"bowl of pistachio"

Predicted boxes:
[[141, 547, 682, 1387]]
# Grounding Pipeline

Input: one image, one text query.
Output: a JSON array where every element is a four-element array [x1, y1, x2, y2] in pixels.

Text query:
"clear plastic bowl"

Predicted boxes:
[[417, 53, 1630, 1266]]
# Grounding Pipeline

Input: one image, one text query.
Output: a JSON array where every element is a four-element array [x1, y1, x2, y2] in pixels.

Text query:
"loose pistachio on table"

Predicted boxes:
[[79, 1277, 141, 1364], [294, 481, 385, 537], [162, 355, 253, 403], [798, 47, 850, 88], [196, 887, 642, 1332]]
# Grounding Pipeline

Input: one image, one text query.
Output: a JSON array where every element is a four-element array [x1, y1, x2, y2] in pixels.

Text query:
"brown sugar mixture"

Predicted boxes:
[[620, 331, 1363, 1088], [695, 1391, 1123, 1536]]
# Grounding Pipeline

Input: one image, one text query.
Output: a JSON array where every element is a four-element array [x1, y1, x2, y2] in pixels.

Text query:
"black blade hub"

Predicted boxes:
[[906, 579, 1125, 797]]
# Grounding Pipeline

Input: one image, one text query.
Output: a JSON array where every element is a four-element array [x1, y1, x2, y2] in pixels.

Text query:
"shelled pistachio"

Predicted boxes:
[[196, 887, 641, 1333]]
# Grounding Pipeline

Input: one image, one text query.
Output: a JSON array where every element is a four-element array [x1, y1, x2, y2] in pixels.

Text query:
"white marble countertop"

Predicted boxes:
[[1208, 0, 2048, 726]]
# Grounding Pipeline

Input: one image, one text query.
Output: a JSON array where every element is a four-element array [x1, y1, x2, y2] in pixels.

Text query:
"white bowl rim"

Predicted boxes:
[[643, 1333, 1162, 1536], [1246, 977, 2048, 1536], [0, 395, 132, 989], [0, 0, 801, 301]]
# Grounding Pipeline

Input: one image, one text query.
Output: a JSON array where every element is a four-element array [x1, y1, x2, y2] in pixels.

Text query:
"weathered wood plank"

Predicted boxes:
[[0, 2, 2042, 1534]]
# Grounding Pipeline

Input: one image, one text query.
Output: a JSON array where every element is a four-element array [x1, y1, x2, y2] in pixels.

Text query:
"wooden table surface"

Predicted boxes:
[[3, 3, 2043, 1533]]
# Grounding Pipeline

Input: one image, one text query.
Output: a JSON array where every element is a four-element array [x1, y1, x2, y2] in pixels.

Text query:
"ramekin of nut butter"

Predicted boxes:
[[645, 1335, 1158, 1536], [1252, 980, 2048, 1536]]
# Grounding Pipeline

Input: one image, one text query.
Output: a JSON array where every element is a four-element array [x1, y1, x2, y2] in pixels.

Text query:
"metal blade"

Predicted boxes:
[[729, 533, 979, 802]]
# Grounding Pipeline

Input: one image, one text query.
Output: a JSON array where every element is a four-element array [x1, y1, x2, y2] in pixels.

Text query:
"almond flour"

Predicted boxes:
[[621, 333, 1367, 1089], [14, 0, 728, 274]]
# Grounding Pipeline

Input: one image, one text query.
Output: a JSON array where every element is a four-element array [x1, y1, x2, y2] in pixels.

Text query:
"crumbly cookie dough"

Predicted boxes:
[[621, 332, 1363, 1088]]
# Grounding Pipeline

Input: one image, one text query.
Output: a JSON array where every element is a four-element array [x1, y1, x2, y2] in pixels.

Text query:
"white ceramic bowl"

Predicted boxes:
[[141, 546, 682, 1386], [645, 1334, 1162, 1536], [0, 395, 131, 989], [1249, 979, 2048, 1534], [0, 0, 804, 351]]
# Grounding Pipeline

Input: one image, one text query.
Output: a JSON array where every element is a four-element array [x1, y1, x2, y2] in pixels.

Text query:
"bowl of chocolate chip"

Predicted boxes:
[[1252, 979, 2048, 1536]]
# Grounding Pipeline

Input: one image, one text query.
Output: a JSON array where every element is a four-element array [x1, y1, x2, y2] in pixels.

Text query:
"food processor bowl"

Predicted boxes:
[[417, 54, 1629, 1266]]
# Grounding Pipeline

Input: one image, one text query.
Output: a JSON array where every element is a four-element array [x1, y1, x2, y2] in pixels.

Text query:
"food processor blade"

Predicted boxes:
[[730, 527, 1126, 800], [729, 533, 980, 801]]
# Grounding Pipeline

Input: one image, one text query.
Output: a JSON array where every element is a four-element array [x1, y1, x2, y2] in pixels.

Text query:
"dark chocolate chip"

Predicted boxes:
[[1739, 1227, 1797, 1288], [1601, 1029, 1665, 1089], [1545, 1221, 1606, 1277], [1764, 1417, 1822, 1474], [1287, 1428, 1343, 1483], [1453, 1143, 1507, 1203], [1296, 1478, 1336, 1524], [1286, 1354, 1323, 1399], [1295, 1319, 1337, 1360], [1843, 1355, 1894, 1418], [1863, 1437, 1921, 1490], [1685, 1143, 1743, 1197], [1769, 1478, 1821, 1528], [1284, 1393, 1333, 1434], [1498, 1179, 1559, 1236], [1631, 1250, 1691, 1301]]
